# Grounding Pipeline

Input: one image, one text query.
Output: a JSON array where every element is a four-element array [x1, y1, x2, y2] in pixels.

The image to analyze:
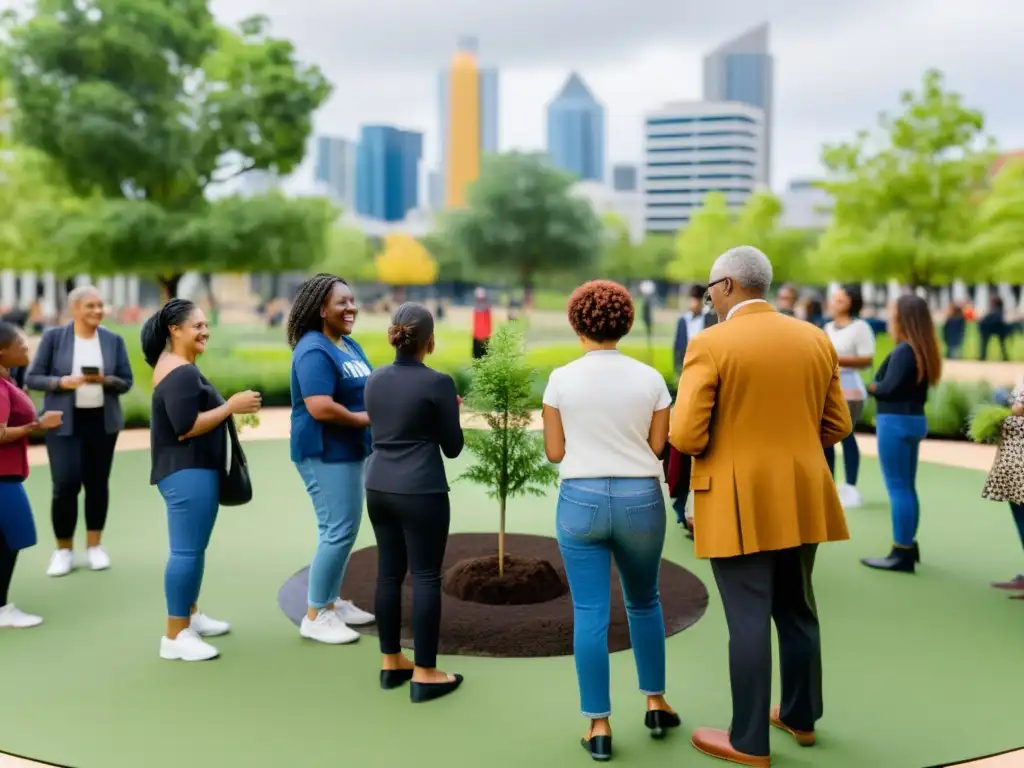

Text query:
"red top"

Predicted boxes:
[[472, 306, 492, 341], [0, 377, 35, 480]]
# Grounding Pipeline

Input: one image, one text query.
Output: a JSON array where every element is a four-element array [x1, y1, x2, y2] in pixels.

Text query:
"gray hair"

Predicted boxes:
[[68, 285, 101, 306], [709, 246, 773, 296]]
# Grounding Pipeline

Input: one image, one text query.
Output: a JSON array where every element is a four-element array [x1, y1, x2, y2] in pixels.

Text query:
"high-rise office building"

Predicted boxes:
[[703, 23, 773, 184], [313, 135, 357, 208], [438, 37, 499, 208], [643, 100, 765, 233], [427, 170, 443, 210], [546, 73, 604, 182], [354, 125, 423, 222], [612, 163, 638, 192]]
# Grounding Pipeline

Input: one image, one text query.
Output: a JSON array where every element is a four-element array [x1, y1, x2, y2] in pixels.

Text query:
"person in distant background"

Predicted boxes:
[[942, 302, 966, 359], [471, 287, 492, 359], [26, 286, 133, 577], [800, 297, 827, 328], [979, 297, 1010, 362], [823, 285, 875, 510], [775, 283, 798, 316]]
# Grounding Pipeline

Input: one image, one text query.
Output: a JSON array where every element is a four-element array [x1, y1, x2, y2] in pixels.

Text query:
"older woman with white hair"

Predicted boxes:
[[26, 285, 133, 577]]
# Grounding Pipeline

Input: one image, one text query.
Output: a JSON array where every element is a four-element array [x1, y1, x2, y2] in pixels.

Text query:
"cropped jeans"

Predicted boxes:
[[876, 414, 929, 547], [296, 457, 365, 610], [556, 477, 667, 718]]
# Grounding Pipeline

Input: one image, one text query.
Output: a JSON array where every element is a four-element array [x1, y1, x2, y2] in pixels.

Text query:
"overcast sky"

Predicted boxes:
[[6, 0, 1023, 191]]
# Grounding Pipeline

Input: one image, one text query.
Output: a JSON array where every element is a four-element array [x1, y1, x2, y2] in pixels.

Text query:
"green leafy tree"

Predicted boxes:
[[812, 69, 995, 287], [668, 192, 735, 282], [458, 324, 558, 576], [442, 152, 602, 300], [969, 158, 1024, 283], [4, 2, 332, 296], [599, 211, 636, 281]]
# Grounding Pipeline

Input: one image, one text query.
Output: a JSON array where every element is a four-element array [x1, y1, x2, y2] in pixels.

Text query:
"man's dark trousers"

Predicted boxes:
[[710, 543, 822, 757]]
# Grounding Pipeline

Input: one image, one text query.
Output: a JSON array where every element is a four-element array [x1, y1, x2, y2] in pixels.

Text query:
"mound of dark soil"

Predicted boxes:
[[442, 553, 568, 605]]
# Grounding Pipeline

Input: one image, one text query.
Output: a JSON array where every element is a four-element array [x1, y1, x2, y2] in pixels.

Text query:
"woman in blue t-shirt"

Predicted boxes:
[[287, 274, 375, 645]]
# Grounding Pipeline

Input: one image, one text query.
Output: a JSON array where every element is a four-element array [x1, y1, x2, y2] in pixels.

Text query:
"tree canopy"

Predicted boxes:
[[441, 151, 602, 292], [811, 69, 995, 286], [971, 158, 1024, 283], [3, 0, 332, 294], [374, 234, 438, 286]]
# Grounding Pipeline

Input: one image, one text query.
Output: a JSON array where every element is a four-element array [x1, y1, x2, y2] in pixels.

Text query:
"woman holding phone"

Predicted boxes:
[[26, 286, 133, 577], [0, 322, 62, 628]]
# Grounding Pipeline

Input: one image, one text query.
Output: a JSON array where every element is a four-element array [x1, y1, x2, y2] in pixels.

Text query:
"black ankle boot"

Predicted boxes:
[[861, 546, 916, 573]]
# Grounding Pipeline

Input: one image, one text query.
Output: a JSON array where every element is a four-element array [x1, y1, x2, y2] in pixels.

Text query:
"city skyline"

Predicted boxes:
[[546, 72, 605, 182], [237, 0, 1018, 196]]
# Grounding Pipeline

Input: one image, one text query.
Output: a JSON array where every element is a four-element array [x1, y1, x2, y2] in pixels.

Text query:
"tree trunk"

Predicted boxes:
[[159, 274, 183, 302], [498, 495, 506, 578]]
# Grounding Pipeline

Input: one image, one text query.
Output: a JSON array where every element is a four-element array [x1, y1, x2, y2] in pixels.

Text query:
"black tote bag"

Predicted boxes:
[[219, 419, 253, 507]]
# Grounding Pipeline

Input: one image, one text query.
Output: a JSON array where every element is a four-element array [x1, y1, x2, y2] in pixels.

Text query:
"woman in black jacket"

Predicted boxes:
[[25, 285, 133, 577], [363, 302, 465, 703]]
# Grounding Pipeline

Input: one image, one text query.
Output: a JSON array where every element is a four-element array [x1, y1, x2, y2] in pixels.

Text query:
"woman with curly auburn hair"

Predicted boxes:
[[542, 280, 679, 760]]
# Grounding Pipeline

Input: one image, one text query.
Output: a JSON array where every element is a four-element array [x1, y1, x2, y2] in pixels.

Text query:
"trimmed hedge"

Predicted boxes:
[[29, 323, 1000, 443]]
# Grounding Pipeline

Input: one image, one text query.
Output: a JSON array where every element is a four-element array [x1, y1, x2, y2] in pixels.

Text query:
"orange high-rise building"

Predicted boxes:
[[440, 37, 499, 208]]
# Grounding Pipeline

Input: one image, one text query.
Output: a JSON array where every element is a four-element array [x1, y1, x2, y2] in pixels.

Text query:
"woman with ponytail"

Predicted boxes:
[[142, 299, 262, 661], [287, 274, 375, 646], [363, 302, 464, 703]]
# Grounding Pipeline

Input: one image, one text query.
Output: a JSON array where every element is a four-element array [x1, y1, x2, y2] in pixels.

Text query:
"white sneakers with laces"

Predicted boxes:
[[46, 548, 74, 577], [86, 546, 111, 571], [160, 628, 219, 662], [839, 484, 863, 509], [190, 611, 231, 637], [0, 604, 43, 629], [300, 607, 361, 645]]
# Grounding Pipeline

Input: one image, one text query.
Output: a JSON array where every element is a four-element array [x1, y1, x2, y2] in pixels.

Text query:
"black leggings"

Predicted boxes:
[[366, 490, 450, 669], [46, 409, 118, 541], [0, 528, 16, 607]]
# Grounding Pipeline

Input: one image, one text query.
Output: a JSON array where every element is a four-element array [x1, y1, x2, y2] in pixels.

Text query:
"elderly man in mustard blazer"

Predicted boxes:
[[670, 246, 852, 768]]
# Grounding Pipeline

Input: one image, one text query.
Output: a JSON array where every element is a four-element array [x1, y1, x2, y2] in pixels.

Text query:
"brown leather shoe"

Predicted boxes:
[[691, 728, 770, 767], [769, 706, 816, 746]]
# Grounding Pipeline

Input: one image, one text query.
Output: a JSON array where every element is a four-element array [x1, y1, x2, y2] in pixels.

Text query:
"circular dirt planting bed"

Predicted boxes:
[[442, 553, 568, 605], [277, 532, 709, 658]]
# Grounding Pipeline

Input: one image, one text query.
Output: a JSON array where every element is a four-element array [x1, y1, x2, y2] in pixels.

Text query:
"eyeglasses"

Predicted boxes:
[[703, 277, 730, 309]]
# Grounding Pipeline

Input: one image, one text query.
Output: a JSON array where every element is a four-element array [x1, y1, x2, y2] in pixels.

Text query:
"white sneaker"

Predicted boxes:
[[190, 611, 231, 637], [839, 484, 863, 509], [46, 549, 74, 577], [334, 599, 375, 626], [159, 628, 219, 661], [0, 604, 43, 629], [300, 608, 360, 644], [86, 546, 111, 571]]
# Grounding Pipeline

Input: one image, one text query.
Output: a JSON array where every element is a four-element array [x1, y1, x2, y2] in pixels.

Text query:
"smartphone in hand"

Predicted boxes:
[[81, 366, 101, 376]]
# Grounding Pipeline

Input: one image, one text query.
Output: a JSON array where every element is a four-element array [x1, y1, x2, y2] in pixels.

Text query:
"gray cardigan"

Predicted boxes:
[[25, 324, 134, 436]]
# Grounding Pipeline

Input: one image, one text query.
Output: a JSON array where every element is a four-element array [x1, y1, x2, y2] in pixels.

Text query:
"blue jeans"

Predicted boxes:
[[158, 469, 220, 619], [875, 414, 928, 547], [296, 458, 365, 609], [556, 477, 667, 718], [824, 400, 863, 485]]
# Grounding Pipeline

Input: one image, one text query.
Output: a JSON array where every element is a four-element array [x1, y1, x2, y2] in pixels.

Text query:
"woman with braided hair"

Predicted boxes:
[[142, 299, 262, 661], [288, 274, 375, 645]]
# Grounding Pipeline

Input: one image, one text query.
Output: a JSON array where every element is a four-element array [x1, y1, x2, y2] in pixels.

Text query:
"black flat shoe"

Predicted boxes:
[[644, 709, 681, 738], [581, 735, 612, 761], [912, 541, 921, 563], [861, 546, 915, 573], [380, 669, 414, 690], [410, 674, 463, 703]]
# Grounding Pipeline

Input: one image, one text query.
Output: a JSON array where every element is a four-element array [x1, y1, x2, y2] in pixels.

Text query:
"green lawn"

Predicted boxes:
[[0, 442, 1019, 768]]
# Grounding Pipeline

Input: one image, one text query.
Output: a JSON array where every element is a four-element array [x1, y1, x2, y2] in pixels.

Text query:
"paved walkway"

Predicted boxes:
[[8, 409, 1014, 768]]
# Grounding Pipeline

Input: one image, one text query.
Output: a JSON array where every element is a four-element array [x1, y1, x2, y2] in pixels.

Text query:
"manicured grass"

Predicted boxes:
[[0, 442, 1019, 768]]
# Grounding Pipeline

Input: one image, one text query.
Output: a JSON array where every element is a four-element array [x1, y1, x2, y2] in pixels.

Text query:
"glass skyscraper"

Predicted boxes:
[[546, 72, 604, 182], [702, 23, 773, 185], [354, 125, 422, 222], [313, 136, 357, 208], [437, 37, 499, 208]]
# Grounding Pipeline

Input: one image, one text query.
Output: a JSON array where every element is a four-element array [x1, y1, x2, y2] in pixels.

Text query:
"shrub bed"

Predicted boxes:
[[26, 323, 1002, 443]]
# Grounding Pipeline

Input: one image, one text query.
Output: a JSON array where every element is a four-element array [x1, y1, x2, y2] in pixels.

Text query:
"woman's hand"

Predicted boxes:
[[1012, 402, 1024, 417], [457, 395, 463, 407], [867, 383, 876, 394], [228, 390, 262, 415], [38, 410, 62, 430], [60, 375, 84, 390]]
